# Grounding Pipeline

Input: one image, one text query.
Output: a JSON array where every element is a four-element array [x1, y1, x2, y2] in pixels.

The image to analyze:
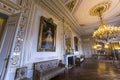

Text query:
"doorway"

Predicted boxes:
[[0, 12, 8, 79], [0, 12, 8, 46]]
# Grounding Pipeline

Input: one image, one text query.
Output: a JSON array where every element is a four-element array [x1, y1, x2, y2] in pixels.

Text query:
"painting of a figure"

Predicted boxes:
[[41, 22, 53, 49], [37, 16, 57, 51]]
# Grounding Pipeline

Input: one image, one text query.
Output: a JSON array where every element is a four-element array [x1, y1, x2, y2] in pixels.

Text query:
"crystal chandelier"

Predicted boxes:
[[92, 7, 120, 43]]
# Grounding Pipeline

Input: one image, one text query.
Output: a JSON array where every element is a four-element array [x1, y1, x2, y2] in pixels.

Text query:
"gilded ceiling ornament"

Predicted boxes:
[[66, 0, 77, 12], [90, 1, 111, 16]]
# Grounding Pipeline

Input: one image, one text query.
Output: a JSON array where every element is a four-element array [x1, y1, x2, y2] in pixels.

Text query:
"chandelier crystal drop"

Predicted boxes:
[[92, 7, 120, 43]]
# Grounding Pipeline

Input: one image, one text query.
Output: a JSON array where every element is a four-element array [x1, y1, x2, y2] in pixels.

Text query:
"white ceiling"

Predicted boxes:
[[73, 0, 120, 25], [35, 0, 120, 36]]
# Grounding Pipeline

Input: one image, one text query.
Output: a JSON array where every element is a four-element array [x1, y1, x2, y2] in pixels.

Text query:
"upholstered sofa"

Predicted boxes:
[[15, 67, 31, 80], [33, 59, 65, 80]]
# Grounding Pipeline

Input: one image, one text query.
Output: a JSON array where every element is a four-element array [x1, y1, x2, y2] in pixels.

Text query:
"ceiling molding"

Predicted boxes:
[[55, 0, 82, 35], [72, 0, 82, 14], [34, 0, 82, 35], [34, 0, 120, 36], [34, 0, 63, 20], [0, 0, 21, 10]]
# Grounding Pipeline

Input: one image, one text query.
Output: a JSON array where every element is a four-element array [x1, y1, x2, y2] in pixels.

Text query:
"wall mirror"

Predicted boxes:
[[64, 26, 72, 54], [74, 36, 78, 51]]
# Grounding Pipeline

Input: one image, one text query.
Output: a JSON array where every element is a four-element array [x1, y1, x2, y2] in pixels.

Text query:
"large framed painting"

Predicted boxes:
[[74, 37, 78, 51], [37, 16, 57, 51]]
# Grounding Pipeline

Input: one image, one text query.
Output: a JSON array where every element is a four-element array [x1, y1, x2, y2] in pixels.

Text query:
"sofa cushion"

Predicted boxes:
[[35, 59, 59, 72]]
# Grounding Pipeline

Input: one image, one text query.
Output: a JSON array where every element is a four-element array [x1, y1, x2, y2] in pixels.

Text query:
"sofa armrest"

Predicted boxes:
[[33, 70, 42, 80], [58, 63, 65, 67]]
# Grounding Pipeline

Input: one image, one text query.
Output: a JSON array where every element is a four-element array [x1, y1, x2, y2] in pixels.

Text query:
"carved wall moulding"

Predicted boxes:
[[10, 0, 33, 66]]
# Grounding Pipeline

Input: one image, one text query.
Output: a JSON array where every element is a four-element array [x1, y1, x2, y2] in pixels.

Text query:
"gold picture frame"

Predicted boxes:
[[37, 16, 57, 51], [74, 37, 78, 51]]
